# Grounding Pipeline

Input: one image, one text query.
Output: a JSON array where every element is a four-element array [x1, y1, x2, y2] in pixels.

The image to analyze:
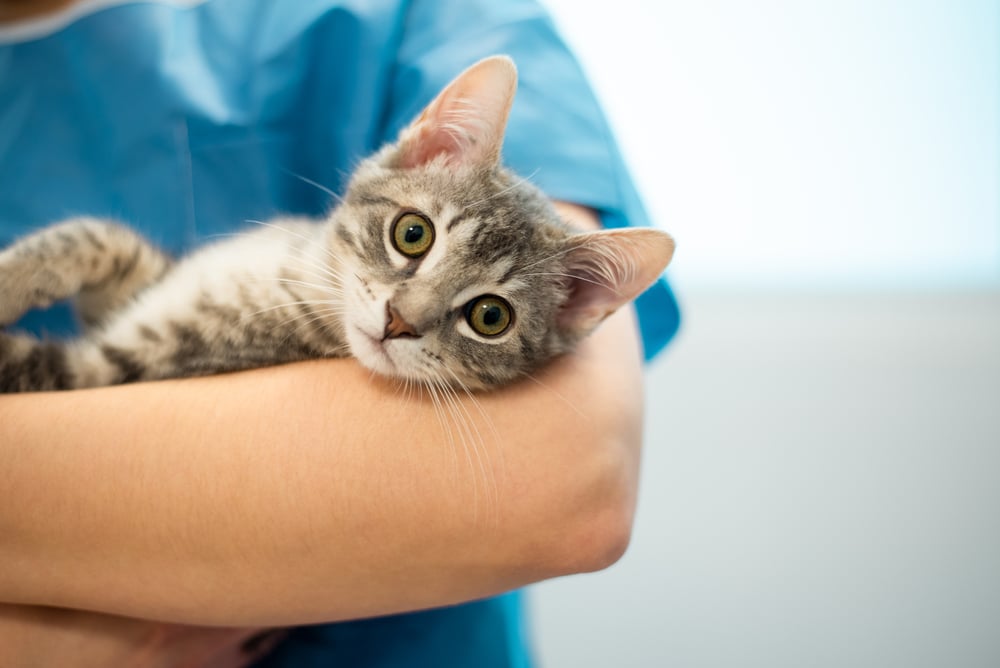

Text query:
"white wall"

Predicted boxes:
[[543, 0, 999, 291], [532, 293, 1000, 668]]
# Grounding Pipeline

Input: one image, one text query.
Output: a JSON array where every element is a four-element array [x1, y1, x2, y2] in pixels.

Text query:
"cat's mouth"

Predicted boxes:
[[350, 325, 399, 374]]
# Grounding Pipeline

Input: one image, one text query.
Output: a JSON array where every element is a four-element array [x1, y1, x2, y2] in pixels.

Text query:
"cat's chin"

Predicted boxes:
[[345, 325, 404, 379]]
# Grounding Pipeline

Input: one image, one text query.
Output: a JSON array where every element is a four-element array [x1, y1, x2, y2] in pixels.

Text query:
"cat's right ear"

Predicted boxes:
[[557, 228, 676, 338], [390, 56, 517, 170]]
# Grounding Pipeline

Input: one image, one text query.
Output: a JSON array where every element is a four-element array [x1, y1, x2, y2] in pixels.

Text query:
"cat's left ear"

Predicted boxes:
[[392, 55, 517, 170], [557, 228, 676, 337]]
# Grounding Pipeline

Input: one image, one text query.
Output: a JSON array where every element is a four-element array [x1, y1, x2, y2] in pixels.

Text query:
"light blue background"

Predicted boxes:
[[545, 0, 998, 291]]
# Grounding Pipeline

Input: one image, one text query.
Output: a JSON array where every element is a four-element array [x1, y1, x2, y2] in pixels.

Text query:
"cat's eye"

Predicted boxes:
[[391, 211, 435, 258], [464, 295, 513, 337]]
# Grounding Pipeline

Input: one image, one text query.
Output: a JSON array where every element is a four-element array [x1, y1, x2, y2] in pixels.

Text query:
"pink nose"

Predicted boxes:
[[383, 303, 420, 340]]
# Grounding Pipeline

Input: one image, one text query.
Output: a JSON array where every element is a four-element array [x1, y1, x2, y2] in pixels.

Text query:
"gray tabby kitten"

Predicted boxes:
[[0, 56, 673, 394]]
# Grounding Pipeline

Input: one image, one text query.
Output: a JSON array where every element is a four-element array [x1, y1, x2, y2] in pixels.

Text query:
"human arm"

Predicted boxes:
[[0, 203, 646, 627]]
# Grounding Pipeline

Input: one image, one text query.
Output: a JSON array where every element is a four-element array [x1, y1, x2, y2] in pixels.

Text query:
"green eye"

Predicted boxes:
[[464, 295, 513, 337], [391, 211, 435, 258]]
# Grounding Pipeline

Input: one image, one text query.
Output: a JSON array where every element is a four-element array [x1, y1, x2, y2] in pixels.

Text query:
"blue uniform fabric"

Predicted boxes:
[[0, 0, 680, 665]]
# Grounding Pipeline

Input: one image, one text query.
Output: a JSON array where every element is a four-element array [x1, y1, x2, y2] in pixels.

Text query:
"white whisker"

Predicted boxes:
[[265, 276, 342, 296], [279, 168, 345, 204], [521, 372, 588, 420], [288, 256, 348, 286], [425, 377, 461, 486], [429, 371, 483, 522], [243, 299, 338, 317], [519, 271, 607, 287], [245, 219, 341, 265], [463, 168, 540, 211], [511, 245, 578, 274], [441, 366, 502, 529]]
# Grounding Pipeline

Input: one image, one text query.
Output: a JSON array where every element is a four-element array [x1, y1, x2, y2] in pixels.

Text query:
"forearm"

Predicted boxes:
[[0, 205, 646, 626], [0, 307, 641, 625]]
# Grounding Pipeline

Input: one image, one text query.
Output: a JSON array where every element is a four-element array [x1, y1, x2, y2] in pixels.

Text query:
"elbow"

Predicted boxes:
[[497, 332, 646, 580], [564, 496, 636, 574], [545, 432, 641, 576]]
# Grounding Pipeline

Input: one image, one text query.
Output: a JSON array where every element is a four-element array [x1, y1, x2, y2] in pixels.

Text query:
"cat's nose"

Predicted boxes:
[[383, 302, 421, 340]]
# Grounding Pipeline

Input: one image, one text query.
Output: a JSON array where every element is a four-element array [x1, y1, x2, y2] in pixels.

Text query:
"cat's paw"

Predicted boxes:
[[0, 255, 63, 326]]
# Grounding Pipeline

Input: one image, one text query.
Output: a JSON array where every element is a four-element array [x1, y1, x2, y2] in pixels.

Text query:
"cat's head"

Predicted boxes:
[[329, 56, 674, 390]]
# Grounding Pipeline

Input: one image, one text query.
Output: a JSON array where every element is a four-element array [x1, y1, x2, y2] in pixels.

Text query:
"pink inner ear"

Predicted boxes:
[[397, 117, 469, 169], [394, 56, 517, 170], [556, 229, 676, 337], [557, 277, 626, 334]]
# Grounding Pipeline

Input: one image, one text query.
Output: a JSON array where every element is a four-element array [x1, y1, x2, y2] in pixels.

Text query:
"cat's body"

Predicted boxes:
[[0, 56, 673, 394], [0, 215, 345, 391]]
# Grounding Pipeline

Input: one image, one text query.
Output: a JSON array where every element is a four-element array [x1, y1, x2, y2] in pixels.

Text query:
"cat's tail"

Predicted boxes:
[[0, 332, 78, 392]]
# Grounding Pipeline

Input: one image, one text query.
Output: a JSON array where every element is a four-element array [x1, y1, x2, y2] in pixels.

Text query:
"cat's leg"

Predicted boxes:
[[1, 325, 156, 392], [0, 217, 172, 328], [1, 315, 177, 392], [0, 332, 76, 392]]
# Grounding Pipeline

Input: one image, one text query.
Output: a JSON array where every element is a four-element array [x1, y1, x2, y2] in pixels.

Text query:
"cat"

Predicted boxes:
[[0, 55, 674, 394]]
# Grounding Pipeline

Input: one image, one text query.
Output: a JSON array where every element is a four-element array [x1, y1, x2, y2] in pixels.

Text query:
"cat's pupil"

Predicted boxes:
[[483, 306, 501, 326], [404, 226, 424, 243]]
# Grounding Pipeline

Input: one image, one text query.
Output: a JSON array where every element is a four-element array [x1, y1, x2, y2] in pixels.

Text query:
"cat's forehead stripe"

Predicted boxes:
[[352, 192, 400, 208], [445, 210, 477, 232], [335, 224, 357, 249]]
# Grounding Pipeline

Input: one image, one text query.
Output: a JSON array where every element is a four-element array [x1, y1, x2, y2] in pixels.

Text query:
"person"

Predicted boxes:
[[0, 0, 680, 665]]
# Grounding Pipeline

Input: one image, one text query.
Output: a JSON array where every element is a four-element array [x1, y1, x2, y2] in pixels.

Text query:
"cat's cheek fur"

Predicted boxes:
[[336, 275, 415, 380], [335, 263, 389, 362], [342, 326, 435, 382], [342, 325, 397, 376]]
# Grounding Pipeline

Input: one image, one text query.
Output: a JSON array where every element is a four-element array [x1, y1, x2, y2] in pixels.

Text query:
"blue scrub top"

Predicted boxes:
[[0, 0, 680, 665]]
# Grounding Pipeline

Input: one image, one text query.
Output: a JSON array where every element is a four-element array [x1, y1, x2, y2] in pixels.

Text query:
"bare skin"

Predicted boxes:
[[0, 605, 279, 668], [0, 204, 652, 665]]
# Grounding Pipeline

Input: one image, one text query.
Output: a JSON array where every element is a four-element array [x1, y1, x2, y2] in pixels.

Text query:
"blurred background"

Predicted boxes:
[[532, 2, 1000, 667]]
